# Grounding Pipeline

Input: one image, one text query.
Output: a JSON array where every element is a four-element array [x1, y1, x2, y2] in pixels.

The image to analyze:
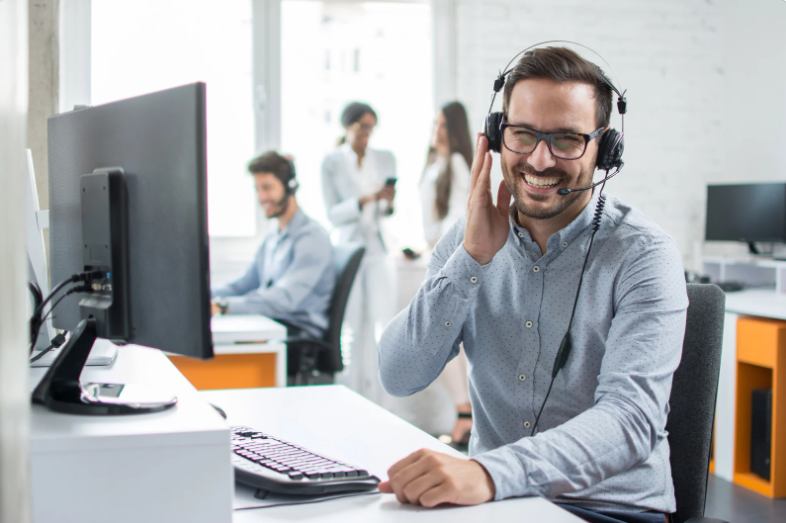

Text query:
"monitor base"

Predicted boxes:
[[32, 318, 177, 415]]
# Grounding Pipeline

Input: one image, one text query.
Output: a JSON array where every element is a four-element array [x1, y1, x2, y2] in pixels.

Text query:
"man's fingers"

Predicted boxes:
[[496, 179, 512, 216], [386, 450, 424, 480], [477, 152, 493, 195], [469, 134, 488, 193], [402, 473, 444, 505], [378, 481, 392, 493], [418, 483, 456, 508]]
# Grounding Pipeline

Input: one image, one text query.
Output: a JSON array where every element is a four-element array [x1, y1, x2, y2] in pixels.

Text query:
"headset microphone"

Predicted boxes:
[[556, 162, 624, 195]]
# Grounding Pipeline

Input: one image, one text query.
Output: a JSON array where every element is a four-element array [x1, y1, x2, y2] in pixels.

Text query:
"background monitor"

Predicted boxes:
[[47, 83, 213, 360], [705, 183, 786, 246]]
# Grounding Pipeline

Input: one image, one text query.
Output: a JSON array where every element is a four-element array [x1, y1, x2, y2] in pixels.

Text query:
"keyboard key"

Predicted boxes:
[[305, 472, 321, 479], [345, 471, 359, 477], [288, 471, 304, 480], [356, 470, 369, 477]]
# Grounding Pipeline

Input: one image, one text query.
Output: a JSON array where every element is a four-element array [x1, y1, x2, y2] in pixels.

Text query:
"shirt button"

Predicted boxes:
[[517, 231, 525, 238], [525, 321, 533, 328], [523, 421, 531, 429], [470, 276, 478, 283], [518, 374, 527, 381], [445, 321, 452, 327], [533, 266, 540, 273], [562, 241, 568, 248]]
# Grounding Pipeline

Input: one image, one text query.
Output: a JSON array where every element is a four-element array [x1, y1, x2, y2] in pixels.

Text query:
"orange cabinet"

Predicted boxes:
[[733, 317, 786, 497]]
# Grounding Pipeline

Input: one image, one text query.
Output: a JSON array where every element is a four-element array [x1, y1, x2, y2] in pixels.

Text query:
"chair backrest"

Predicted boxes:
[[666, 283, 725, 523], [317, 243, 365, 373]]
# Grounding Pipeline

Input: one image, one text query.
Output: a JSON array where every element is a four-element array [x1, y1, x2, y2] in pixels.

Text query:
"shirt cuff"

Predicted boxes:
[[223, 296, 255, 315], [439, 244, 486, 300], [472, 445, 535, 501]]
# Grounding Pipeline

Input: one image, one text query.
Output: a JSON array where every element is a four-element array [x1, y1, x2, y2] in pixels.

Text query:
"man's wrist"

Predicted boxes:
[[214, 298, 229, 315], [471, 459, 497, 502], [463, 242, 493, 266]]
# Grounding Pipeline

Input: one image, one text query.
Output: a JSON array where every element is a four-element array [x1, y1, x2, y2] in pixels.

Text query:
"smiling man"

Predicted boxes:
[[377, 47, 687, 523], [211, 151, 335, 372]]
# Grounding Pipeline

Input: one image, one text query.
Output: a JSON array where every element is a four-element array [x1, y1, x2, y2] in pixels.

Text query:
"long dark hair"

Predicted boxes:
[[425, 101, 473, 220]]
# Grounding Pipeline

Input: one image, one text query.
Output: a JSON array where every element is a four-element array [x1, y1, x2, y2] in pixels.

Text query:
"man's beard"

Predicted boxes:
[[502, 160, 594, 221], [267, 193, 289, 219]]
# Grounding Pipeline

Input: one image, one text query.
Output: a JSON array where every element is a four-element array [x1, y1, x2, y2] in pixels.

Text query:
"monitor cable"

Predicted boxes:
[[29, 283, 92, 357]]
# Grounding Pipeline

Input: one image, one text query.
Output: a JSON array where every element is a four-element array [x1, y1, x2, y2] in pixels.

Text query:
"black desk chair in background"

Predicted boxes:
[[286, 243, 365, 385], [667, 284, 728, 523]]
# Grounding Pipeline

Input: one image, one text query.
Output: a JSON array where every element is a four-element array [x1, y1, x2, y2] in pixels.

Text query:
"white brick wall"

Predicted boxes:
[[450, 0, 785, 270]]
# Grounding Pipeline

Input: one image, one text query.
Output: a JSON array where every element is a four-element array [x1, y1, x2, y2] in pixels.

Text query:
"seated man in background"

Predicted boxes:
[[212, 152, 335, 373]]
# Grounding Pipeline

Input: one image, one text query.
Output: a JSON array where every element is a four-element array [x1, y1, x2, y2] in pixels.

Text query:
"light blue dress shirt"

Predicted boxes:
[[378, 193, 688, 513], [212, 209, 335, 337]]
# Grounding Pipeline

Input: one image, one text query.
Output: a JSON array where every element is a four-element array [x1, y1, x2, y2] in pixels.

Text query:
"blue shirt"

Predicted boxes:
[[212, 209, 335, 337], [378, 193, 687, 513]]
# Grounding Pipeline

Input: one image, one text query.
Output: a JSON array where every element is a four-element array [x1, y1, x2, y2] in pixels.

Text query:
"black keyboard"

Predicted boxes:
[[231, 426, 380, 495]]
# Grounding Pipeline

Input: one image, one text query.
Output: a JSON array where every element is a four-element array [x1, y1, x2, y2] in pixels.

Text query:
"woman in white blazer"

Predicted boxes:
[[321, 102, 396, 405], [419, 101, 474, 448]]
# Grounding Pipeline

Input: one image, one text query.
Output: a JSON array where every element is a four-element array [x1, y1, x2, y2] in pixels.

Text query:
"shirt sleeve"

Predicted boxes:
[[378, 218, 485, 397], [321, 154, 361, 226], [211, 249, 263, 299], [472, 235, 688, 501], [223, 229, 333, 317]]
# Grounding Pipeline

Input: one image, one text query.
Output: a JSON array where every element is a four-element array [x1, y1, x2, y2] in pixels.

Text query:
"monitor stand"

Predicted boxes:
[[31, 318, 177, 415]]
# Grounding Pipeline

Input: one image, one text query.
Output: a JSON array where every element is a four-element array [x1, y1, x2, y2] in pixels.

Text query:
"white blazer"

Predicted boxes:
[[321, 144, 397, 252]]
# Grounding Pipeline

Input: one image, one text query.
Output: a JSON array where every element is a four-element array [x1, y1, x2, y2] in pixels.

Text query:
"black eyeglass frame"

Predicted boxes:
[[500, 121, 605, 160]]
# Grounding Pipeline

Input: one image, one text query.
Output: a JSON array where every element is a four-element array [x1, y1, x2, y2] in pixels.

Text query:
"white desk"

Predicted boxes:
[[201, 386, 582, 523], [211, 314, 288, 386], [29, 345, 233, 523]]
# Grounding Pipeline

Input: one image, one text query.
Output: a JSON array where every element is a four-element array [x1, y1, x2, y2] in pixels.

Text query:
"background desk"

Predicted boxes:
[[201, 385, 583, 523], [168, 314, 288, 389]]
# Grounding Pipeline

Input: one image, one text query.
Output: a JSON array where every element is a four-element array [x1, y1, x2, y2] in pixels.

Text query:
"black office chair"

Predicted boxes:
[[286, 243, 365, 385], [666, 284, 728, 523]]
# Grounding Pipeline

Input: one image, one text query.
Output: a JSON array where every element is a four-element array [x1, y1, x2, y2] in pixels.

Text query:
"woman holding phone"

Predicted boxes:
[[321, 102, 397, 405]]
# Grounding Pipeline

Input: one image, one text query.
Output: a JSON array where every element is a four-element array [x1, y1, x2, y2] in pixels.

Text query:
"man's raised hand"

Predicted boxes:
[[463, 134, 512, 266]]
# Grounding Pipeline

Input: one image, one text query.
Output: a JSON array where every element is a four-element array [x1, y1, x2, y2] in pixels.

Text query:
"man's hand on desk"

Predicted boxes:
[[211, 301, 221, 315], [378, 449, 495, 508]]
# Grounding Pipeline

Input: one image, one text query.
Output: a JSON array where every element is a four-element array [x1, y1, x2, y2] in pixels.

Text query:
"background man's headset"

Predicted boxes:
[[482, 41, 628, 436], [283, 155, 300, 195]]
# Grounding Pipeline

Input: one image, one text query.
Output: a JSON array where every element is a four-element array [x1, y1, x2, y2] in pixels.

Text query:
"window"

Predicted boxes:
[[91, 0, 257, 238], [281, 0, 433, 249]]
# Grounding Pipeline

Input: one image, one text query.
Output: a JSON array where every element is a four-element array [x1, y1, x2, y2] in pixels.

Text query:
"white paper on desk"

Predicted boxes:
[[233, 484, 381, 510]]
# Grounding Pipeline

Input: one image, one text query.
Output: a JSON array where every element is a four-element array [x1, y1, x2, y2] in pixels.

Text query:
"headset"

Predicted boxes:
[[282, 155, 300, 195], [482, 41, 629, 436], [484, 40, 627, 190]]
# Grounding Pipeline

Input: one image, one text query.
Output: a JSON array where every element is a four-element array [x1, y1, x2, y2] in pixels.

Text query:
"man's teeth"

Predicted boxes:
[[523, 173, 559, 188]]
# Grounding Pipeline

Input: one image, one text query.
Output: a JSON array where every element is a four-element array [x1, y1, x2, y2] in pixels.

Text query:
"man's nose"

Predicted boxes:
[[527, 139, 557, 171]]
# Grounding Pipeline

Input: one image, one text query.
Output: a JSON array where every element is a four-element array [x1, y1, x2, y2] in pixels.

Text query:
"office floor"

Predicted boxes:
[[704, 474, 786, 523]]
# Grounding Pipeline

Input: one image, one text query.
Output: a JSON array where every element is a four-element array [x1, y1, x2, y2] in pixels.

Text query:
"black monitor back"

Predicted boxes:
[[705, 183, 786, 243], [48, 83, 213, 359]]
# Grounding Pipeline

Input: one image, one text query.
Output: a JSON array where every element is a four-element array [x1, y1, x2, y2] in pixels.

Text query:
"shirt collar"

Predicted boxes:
[[277, 208, 308, 239], [508, 191, 600, 251]]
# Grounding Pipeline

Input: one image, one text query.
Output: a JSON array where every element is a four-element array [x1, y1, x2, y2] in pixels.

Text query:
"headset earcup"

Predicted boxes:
[[484, 112, 504, 153], [287, 178, 299, 195], [596, 129, 624, 171]]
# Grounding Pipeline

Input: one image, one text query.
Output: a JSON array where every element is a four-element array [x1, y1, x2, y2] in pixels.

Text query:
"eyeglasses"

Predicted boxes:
[[355, 123, 375, 133], [500, 123, 604, 160]]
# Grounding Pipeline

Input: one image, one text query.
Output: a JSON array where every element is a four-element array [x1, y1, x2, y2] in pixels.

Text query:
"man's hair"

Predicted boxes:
[[247, 151, 293, 187], [502, 47, 613, 129]]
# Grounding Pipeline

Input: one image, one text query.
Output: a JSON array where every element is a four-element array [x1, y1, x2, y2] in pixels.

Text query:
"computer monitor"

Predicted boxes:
[[34, 83, 213, 415], [705, 183, 786, 253]]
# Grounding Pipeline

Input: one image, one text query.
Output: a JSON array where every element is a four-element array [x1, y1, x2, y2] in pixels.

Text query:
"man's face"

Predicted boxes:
[[501, 78, 600, 221], [253, 172, 288, 218]]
